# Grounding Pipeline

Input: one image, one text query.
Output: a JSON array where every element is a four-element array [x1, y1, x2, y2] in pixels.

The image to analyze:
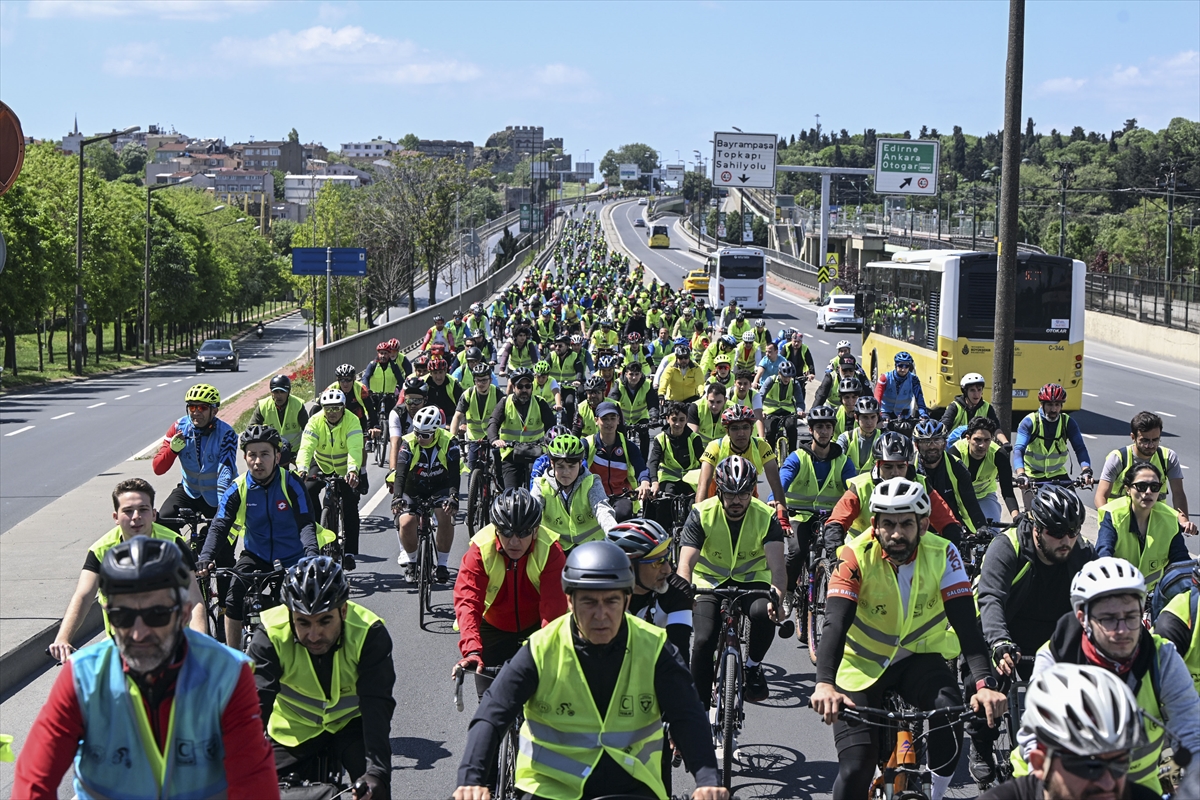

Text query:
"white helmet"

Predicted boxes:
[[1070, 557, 1146, 612], [741, 330, 756, 343], [412, 405, 442, 436], [319, 389, 346, 407], [1020, 663, 1145, 757], [836, 340, 851, 350], [869, 477, 931, 516], [960, 372, 986, 390]]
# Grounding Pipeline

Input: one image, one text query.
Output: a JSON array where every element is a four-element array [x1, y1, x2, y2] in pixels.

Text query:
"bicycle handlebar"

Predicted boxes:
[[838, 703, 979, 725], [694, 585, 796, 639]]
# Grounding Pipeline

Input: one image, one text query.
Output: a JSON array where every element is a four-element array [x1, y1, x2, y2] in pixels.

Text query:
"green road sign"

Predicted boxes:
[[874, 138, 940, 195]]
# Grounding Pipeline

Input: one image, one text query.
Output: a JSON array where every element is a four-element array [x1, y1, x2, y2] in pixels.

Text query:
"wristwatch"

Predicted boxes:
[[976, 676, 999, 692]]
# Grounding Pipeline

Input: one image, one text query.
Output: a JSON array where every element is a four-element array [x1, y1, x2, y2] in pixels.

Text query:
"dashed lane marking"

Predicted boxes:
[[1083, 355, 1200, 388], [362, 484, 392, 517], [173, 379, 182, 383], [51, 412, 75, 420], [1155, 411, 1176, 418], [87, 403, 106, 409], [158, 382, 169, 387], [138, 388, 152, 393], [4, 426, 34, 437], [819, 339, 829, 345], [1082, 392, 1098, 397], [115, 395, 130, 400], [1115, 401, 1134, 407], [1083, 434, 1098, 440]]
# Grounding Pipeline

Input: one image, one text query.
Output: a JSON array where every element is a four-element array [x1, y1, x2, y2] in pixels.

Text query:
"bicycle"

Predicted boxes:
[[658, 490, 696, 561], [366, 393, 390, 468], [159, 507, 219, 634], [838, 696, 980, 800], [317, 474, 349, 567], [213, 562, 285, 652], [960, 519, 1019, 581], [978, 654, 1036, 791], [784, 507, 832, 659], [278, 751, 370, 800], [694, 585, 794, 789], [767, 411, 802, 467], [454, 664, 521, 800], [401, 496, 439, 627], [465, 441, 500, 538]]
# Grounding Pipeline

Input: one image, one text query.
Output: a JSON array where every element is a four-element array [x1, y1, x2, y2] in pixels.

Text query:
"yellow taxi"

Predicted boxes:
[[683, 269, 710, 294]]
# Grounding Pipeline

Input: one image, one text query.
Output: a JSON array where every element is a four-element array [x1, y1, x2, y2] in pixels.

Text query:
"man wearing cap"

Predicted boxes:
[[584, 402, 652, 522]]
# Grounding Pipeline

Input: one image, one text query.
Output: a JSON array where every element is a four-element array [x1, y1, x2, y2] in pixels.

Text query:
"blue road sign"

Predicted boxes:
[[291, 247, 367, 276]]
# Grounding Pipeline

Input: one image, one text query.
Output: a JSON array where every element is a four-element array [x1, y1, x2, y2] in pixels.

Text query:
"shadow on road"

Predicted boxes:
[[391, 736, 453, 771], [1072, 409, 1133, 437], [728, 744, 840, 799]]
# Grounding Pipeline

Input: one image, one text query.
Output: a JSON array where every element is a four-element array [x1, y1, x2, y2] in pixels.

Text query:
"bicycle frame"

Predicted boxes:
[[213, 563, 284, 652]]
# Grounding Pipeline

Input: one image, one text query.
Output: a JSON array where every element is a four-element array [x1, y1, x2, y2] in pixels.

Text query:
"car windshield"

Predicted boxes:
[[830, 295, 854, 306], [200, 340, 233, 353]]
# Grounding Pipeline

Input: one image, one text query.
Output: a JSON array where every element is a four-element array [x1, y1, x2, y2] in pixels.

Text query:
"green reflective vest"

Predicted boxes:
[[833, 405, 853, 439], [837, 530, 962, 691], [535, 473, 603, 551], [401, 428, 454, 474], [692, 400, 725, 446], [653, 431, 701, 484], [938, 452, 978, 534], [548, 351, 582, 384], [256, 395, 305, 449], [1022, 412, 1071, 479], [366, 361, 400, 396], [533, 376, 558, 406], [845, 429, 879, 475], [949, 398, 992, 431], [261, 602, 383, 747], [692, 496, 774, 588], [784, 450, 849, 521], [517, 614, 667, 800], [509, 341, 537, 370], [89, 524, 188, 636], [1159, 589, 1200, 694], [577, 402, 599, 437], [848, 473, 929, 534], [298, 410, 363, 476], [953, 438, 1000, 500], [762, 378, 796, 415], [472, 525, 557, 613], [615, 379, 652, 423], [464, 385, 501, 441], [500, 398, 547, 459], [1104, 444, 1172, 503], [1097, 497, 1179, 591]]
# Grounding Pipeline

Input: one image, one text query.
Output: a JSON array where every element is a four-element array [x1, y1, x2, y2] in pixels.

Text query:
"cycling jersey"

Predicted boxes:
[[203, 468, 317, 568], [873, 369, 928, 418], [152, 416, 239, 507]]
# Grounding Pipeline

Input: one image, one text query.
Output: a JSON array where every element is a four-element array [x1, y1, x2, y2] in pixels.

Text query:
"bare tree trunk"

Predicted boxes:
[[36, 313, 45, 372], [48, 305, 57, 363]]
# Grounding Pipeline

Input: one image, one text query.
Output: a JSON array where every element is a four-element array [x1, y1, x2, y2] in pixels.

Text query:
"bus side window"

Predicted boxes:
[[854, 292, 866, 319]]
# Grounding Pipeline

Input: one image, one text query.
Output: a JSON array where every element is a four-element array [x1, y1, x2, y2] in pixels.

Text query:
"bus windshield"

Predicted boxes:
[[651, 225, 669, 237], [719, 253, 766, 280], [958, 255, 1073, 342]]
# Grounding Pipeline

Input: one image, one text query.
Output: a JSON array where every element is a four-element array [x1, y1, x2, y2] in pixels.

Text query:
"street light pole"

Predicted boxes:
[[1055, 161, 1074, 257], [145, 176, 193, 360]]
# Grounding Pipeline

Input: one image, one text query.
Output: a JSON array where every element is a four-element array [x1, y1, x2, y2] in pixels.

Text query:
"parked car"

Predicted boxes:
[[816, 294, 863, 332], [196, 339, 239, 372]]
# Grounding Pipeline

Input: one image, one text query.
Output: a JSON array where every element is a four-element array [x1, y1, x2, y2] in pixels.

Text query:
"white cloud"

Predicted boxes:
[[28, 0, 268, 20], [1038, 77, 1086, 94], [103, 42, 174, 77], [535, 63, 588, 86]]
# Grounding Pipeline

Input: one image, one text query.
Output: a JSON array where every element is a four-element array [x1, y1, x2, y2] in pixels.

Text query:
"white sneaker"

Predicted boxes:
[[714, 735, 739, 764]]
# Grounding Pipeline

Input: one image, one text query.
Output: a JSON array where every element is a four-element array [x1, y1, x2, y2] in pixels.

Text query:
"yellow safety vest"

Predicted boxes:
[[844, 429, 879, 475], [692, 400, 725, 446], [953, 438, 1000, 500], [653, 431, 701, 484], [1160, 589, 1200, 694], [762, 378, 796, 415], [734, 344, 757, 372], [517, 614, 667, 800], [500, 397, 547, 459], [261, 602, 383, 747], [298, 410, 363, 476], [577, 402, 598, 437], [471, 525, 557, 613], [937, 452, 978, 534], [784, 450, 849, 520], [509, 341, 537, 370], [365, 360, 400, 396], [89, 524, 189, 636], [535, 474, 604, 551], [615, 379, 652, 423], [836, 530, 962, 691], [256, 395, 305, 448], [590, 329, 618, 349], [1098, 497, 1179, 591], [692, 496, 774, 588], [548, 351, 581, 384], [533, 376, 558, 405], [1105, 444, 1172, 503], [833, 405, 853, 438], [464, 385, 500, 441], [949, 399, 992, 431], [1022, 412, 1072, 479]]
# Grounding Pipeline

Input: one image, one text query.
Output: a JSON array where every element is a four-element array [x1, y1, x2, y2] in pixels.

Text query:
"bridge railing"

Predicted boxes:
[[1086, 273, 1200, 333]]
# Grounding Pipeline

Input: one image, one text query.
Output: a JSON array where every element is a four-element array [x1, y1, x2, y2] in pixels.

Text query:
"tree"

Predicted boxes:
[[599, 143, 658, 181], [270, 169, 286, 201], [1070, 126, 1086, 143], [287, 128, 300, 144], [682, 171, 712, 203], [460, 185, 501, 226], [119, 142, 147, 176], [950, 126, 967, 173], [85, 141, 122, 181], [399, 133, 420, 151]]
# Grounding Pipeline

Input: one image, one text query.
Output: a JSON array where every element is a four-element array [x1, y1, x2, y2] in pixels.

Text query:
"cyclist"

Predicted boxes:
[[648, 401, 704, 525], [422, 313, 457, 352], [362, 341, 405, 433], [914, 420, 987, 535], [761, 360, 804, 454], [450, 362, 502, 474], [700, 333, 737, 375], [782, 329, 816, 382], [814, 354, 868, 409], [1012, 383, 1093, 506], [824, 340, 854, 373], [1017, 557, 1200, 791], [809, 478, 1007, 800], [534, 307, 558, 344], [708, 352, 736, 393], [752, 317, 771, 351], [622, 330, 653, 368], [830, 376, 863, 438], [391, 405, 461, 584], [532, 432, 617, 551], [584, 401, 653, 522], [980, 663, 1156, 800], [729, 312, 753, 344], [572, 374, 607, 437], [488, 367, 556, 490], [423, 356, 463, 426], [296, 389, 363, 568], [49, 479, 207, 663], [734, 330, 759, 373], [952, 416, 1021, 524], [530, 359, 563, 412], [201, 425, 318, 642], [497, 326, 539, 375], [594, 353, 621, 395], [752, 339, 786, 389], [679, 455, 786, 704], [249, 374, 309, 462], [1154, 560, 1200, 694], [971, 485, 1095, 783], [718, 298, 740, 331], [940, 372, 1010, 447], [153, 383, 239, 532], [837, 395, 884, 475], [1095, 411, 1195, 534], [688, 380, 729, 447], [660, 343, 705, 403], [609, 519, 695, 661], [329, 362, 374, 436], [1096, 460, 1190, 593], [589, 316, 620, 354], [873, 351, 929, 421], [451, 346, 497, 386], [15, 537, 277, 800], [729, 369, 765, 436], [252, 556, 394, 799], [546, 334, 586, 420], [388, 377, 427, 454], [610, 358, 658, 456], [454, 488, 568, 695], [452, 540, 726, 800], [695, 404, 786, 506]]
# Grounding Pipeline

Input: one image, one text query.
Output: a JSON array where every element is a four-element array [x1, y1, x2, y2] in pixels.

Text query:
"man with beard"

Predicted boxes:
[[969, 485, 1095, 784], [15, 537, 277, 799], [914, 420, 988, 535]]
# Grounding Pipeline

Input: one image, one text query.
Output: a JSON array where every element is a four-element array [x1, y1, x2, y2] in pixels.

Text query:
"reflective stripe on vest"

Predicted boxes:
[[693, 496, 774, 588], [761, 379, 796, 415], [517, 614, 667, 800], [366, 361, 400, 395], [257, 395, 305, 448], [509, 342, 536, 369], [784, 450, 849, 519], [1160, 589, 1200, 693], [939, 452, 978, 534], [465, 385, 500, 441], [1023, 413, 1071, 478], [535, 474, 603, 550], [616, 380, 651, 422], [174, 416, 232, 505], [501, 398, 546, 459], [954, 438, 1000, 500], [300, 411, 362, 476], [1098, 497, 1178, 590], [1107, 445, 1171, 503], [654, 432, 700, 483], [472, 525, 557, 613], [548, 352, 580, 384], [836, 531, 961, 691]]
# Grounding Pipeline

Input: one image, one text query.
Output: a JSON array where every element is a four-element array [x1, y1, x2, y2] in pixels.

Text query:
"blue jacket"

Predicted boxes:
[[202, 469, 317, 567], [878, 370, 928, 418], [173, 416, 239, 506]]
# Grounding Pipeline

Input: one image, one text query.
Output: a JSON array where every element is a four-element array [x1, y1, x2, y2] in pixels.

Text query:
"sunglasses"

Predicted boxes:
[[638, 552, 671, 566], [186, 403, 212, 412], [499, 527, 536, 540], [1040, 527, 1079, 540], [1131, 481, 1163, 493], [515, 382, 533, 390], [105, 604, 180, 628], [1055, 751, 1130, 781]]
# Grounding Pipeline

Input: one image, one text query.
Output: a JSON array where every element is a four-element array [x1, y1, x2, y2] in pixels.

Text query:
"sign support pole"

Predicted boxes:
[[325, 247, 332, 346], [819, 173, 831, 298]]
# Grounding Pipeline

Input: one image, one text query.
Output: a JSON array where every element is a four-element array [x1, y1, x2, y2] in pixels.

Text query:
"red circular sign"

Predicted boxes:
[[720, 171, 732, 183], [917, 177, 929, 189], [0, 102, 25, 197]]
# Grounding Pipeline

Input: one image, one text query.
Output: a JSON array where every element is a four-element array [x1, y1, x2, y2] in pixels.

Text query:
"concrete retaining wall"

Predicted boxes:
[[1085, 311, 1200, 367]]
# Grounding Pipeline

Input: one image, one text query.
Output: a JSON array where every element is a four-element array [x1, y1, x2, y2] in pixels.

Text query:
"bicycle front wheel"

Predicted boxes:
[[807, 559, 831, 665], [775, 434, 789, 468], [494, 723, 520, 800], [417, 533, 431, 627], [720, 650, 739, 789], [466, 468, 485, 537]]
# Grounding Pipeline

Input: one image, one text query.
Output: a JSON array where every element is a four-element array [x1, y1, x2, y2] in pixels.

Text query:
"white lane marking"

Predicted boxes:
[[361, 483, 392, 517], [51, 412, 75, 420], [115, 395, 130, 400], [1183, 465, 1190, 470], [1082, 392, 1098, 397], [1083, 354, 1200, 388], [4, 425, 34, 437], [157, 382, 169, 387], [818, 339, 829, 345], [88, 402, 106, 409], [1155, 411, 1176, 418], [138, 387, 152, 393], [173, 379, 182, 383], [1083, 434, 1098, 440], [1115, 401, 1134, 407]]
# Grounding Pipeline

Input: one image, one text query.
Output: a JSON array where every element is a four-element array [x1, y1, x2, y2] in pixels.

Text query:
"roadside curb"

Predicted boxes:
[[0, 606, 103, 697]]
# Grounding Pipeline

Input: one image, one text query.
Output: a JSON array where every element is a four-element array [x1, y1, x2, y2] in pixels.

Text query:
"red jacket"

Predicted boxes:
[[827, 483, 961, 534], [454, 535, 568, 657]]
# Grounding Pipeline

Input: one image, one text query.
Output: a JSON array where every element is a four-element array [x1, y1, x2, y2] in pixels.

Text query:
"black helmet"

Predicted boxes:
[[465, 346, 484, 361], [403, 377, 427, 395], [715, 455, 758, 494], [335, 363, 356, 380], [872, 431, 915, 463], [509, 367, 534, 384], [607, 519, 672, 560], [471, 362, 493, 378], [1030, 485, 1086, 533], [807, 405, 837, 424], [269, 374, 292, 393], [282, 556, 349, 615], [855, 396, 880, 415], [491, 488, 543, 535], [239, 424, 282, 451], [838, 376, 862, 395], [98, 536, 191, 599], [585, 375, 607, 392], [778, 361, 797, 378], [561, 540, 634, 593]]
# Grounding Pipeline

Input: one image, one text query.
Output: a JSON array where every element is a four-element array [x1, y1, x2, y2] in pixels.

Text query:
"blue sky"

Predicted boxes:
[[2, 0, 1196, 169]]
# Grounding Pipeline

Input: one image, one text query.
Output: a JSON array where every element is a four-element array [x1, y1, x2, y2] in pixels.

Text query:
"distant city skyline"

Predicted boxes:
[[3, 0, 1197, 171]]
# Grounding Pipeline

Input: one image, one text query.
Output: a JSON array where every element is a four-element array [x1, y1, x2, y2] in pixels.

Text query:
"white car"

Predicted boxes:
[[816, 294, 863, 331], [637, 198, 648, 206]]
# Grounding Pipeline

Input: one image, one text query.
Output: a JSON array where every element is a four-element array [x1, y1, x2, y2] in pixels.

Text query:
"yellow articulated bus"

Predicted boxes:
[[858, 249, 1085, 413], [648, 224, 671, 249]]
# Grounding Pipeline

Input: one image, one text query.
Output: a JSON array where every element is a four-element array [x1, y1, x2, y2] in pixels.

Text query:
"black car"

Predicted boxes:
[[196, 339, 239, 372]]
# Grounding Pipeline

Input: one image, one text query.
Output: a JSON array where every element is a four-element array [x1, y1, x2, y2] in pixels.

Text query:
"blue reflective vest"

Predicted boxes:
[[878, 370, 927, 418], [173, 416, 238, 507], [70, 630, 249, 800]]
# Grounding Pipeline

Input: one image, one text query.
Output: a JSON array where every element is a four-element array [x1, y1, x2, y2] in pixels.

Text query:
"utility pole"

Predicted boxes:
[[1163, 162, 1177, 326], [993, 0, 1024, 434], [1055, 160, 1075, 257]]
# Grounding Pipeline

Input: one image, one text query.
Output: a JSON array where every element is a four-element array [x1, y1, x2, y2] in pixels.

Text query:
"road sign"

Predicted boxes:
[[618, 163, 639, 182], [519, 203, 531, 232], [0, 101, 26, 197], [818, 266, 830, 283], [290, 247, 367, 276], [825, 253, 840, 268], [712, 131, 777, 189], [717, 211, 727, 239], [874, 138, 940, 195], [742, 213, 753, 243]]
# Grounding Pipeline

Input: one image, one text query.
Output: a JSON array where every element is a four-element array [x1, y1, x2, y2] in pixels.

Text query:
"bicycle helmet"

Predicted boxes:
[[715, 455, 758, 494], [597, 355, 620, 370], [754, 319, 766, 329], [838, 377, 862, 395], [570, 334, 585, 345], [960, 372, 986, 390], [673, 336, 689, 347], [491, 488, 544, 535], [807, 404, 837, 424], [546, 433, 586, 460], [376, 341, 390, 352], [584, 375, 607, 392], [561, 540, 634, 594], [1071, 557, 1147, 612], [544, 425, 571, 445], [434, 314, 445, 323], [387, 338, 401, 351], [1038, 383, 1067, 403], [1030, 485, 1086, 533], [540, 307, 553, 317], [427, 357, 448, 371], [185, 383, 221, 407], [470, 362, 493, 378], [721, 404, 756, 425], [673, 344, 692, 358], [872, 431, 915, 462], [533, 360, 550, 375], [778, 361, 797, 378], [855, 396, 881, 415], [913, 420, 947, 441], [464, 346, 484, 362], [894, 351, 914, 366], [335, 363, 356, 380], [403, 378, 427, 396], [98, 536, 191, 599], [736, 311, 745, 321], [600, 318, 613, 327], [269, 374, 292, 393], [1020, 663, 1145, 757], [836, 340, 852, 350], [239, 424, 281, 451], [319, 388, 346, 407], [281, 555, 349, 616], [412, 405, 442, 436], [720, 334, 737, 348], [869, 477, 931, 516], [627, 331, 642, 343], [741, 330, 756, 343], [607, 519, 672, 561], [713, 353, 733, 369]]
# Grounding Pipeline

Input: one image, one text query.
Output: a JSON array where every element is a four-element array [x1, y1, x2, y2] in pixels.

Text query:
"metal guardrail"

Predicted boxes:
[[1086, 273, 1200, 333]]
